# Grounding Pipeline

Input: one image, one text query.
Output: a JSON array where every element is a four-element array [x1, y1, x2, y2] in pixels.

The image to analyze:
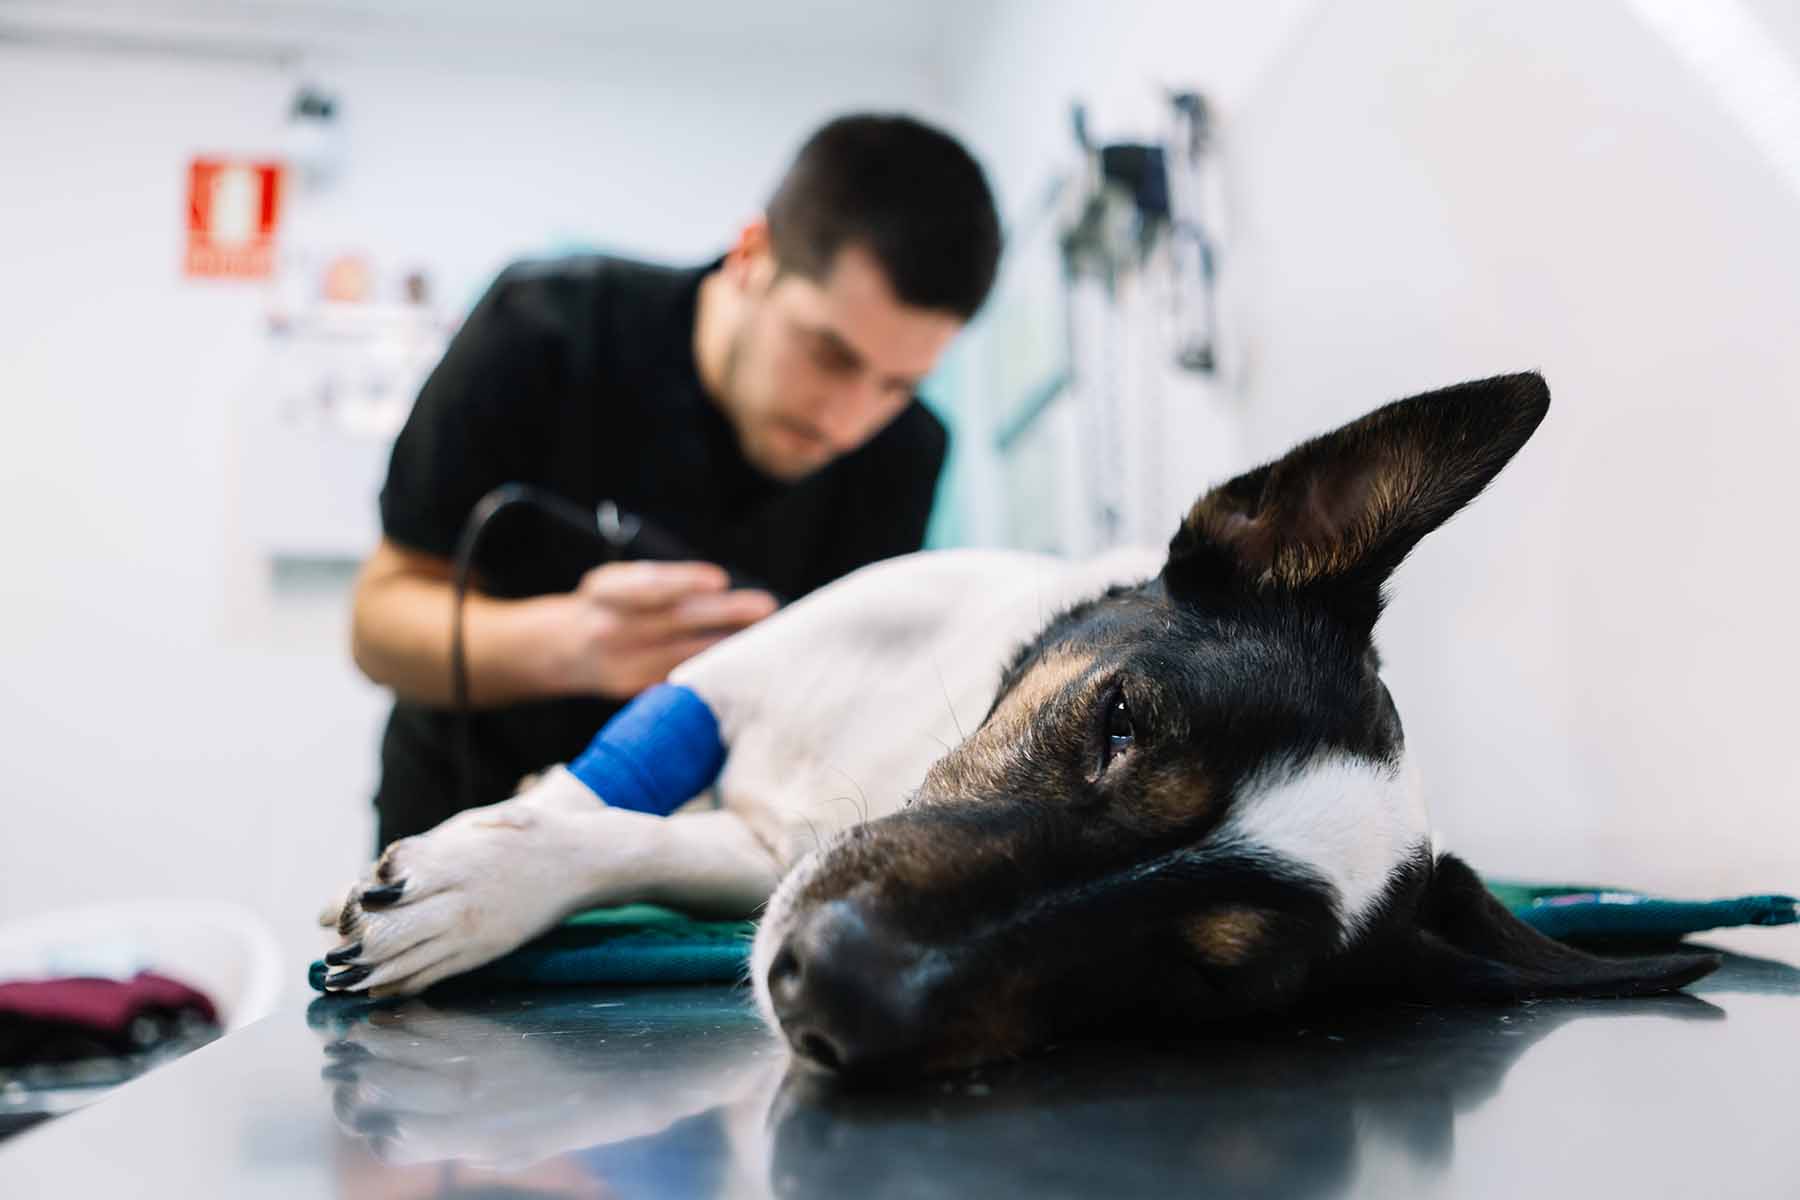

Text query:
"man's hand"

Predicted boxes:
[[534, 561, 777, 699], [350, 537, 775, 706]]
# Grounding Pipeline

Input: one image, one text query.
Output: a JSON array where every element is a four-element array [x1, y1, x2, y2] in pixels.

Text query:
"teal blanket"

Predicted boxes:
[[308, 883, 1797, 994]]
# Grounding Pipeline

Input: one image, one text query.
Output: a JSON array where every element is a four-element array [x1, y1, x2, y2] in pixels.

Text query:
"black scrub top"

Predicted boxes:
[[374, 253, 948, 846]]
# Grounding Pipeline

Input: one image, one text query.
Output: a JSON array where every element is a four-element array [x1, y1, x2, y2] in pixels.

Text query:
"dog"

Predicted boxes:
[[326, 372, 1719, 1078]]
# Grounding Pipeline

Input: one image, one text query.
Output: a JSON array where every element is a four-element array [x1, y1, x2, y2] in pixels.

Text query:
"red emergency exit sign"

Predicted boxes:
[[185, 158, 284, 279]]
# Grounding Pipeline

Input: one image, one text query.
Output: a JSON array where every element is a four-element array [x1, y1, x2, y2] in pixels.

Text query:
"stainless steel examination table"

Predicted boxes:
[[3, 928, 1797, 1198]]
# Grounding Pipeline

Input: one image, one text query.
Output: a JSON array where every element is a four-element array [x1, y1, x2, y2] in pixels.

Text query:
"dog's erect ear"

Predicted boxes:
[[1164, 373, 1550, 617], [1386, 853, 1720, 1002]]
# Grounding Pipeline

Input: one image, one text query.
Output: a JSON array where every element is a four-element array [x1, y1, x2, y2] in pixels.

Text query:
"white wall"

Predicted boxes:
[[945, 0, 1800, 899], [1228, 0, 1800, 895], [0, 31, 947, 997]]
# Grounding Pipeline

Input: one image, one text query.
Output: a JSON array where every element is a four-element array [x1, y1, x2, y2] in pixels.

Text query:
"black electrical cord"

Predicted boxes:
[[448, 484, 612, 812], [446, 484, 779, 812]]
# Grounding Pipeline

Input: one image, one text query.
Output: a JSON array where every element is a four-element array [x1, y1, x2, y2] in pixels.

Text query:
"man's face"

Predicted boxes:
[[721, 241, 962, 481]]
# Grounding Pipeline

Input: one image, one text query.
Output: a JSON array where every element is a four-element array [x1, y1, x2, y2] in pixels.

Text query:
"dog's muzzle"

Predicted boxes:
[[765, 898, 947, 1078]]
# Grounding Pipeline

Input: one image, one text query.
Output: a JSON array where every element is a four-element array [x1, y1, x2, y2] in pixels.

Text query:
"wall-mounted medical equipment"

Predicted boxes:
[[983, 89, 1241, 558]]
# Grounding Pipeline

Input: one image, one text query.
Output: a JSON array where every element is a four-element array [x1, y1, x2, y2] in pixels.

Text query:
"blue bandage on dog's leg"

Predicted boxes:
[[567, 683, 727, 816]]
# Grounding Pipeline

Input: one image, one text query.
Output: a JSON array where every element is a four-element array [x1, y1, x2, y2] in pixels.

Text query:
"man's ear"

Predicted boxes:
[[1389, 853, 1720, 1002], [724, 217, 778, 292], [1163, 373, 1551, 623]]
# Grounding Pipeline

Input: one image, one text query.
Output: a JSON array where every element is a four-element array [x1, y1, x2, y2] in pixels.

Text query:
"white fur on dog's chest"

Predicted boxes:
[[1214, 750, 1429, 941]]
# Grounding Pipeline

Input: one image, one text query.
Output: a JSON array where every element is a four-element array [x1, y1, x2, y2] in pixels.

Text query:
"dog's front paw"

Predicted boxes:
[[323, 768, 611, 998]]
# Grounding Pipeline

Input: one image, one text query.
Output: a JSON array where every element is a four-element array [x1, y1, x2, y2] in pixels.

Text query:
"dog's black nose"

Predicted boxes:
[[767, 899, 933, 1076]]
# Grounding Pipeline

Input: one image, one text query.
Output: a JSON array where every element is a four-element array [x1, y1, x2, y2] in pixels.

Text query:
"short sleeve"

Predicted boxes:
[[378, 265, 564, 559]]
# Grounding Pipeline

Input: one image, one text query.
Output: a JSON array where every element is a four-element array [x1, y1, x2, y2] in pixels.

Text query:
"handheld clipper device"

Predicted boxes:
[[449, 484, 778, 811], [455, 484, 775, 594]]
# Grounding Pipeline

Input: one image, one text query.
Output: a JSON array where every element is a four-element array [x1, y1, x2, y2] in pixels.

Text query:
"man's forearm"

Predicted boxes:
[[350, 538, 764, 708], [351, 569, 569, 708]]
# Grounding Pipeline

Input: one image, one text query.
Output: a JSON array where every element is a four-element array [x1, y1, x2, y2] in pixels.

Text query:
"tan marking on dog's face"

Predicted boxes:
[[916, 646, 1216, 835], [922, 649, 1098, 800], [987, 648, 1097, 729], [1130, 761, 1214, 832], [1182, 907, 1271, 966]]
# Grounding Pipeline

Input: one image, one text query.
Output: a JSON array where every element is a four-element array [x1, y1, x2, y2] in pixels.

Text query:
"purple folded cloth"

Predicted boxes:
[[0, 971, 218, 1064]]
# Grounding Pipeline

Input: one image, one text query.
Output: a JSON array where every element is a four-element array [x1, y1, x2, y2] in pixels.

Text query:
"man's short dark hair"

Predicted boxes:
[[766, 113, 1002, 321]]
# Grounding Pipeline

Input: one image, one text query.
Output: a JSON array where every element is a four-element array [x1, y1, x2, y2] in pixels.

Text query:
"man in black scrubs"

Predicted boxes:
[[350, 114, 1002, 848]]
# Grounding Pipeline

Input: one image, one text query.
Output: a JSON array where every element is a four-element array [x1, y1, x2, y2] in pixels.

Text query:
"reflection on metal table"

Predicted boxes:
[[2, 932, 1798, 1198]]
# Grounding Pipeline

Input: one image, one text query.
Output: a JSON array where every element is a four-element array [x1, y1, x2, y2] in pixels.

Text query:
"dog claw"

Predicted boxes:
[[326, 964, 373, 989], [360, 883, 405, 907], [325, 941, 363, 967]]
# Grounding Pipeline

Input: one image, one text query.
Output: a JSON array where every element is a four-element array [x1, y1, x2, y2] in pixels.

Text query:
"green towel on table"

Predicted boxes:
[[308, 883, 1797, 994], [1487, 881, 1796, 942], [308, 905, 755, 993]]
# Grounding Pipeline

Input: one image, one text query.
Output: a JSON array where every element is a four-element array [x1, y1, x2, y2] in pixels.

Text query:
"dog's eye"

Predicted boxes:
[[1102, 694, 1135, 767]]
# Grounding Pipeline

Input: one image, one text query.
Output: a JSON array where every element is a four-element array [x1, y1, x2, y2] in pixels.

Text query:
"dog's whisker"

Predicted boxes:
[[824, 795, 861, 826], [824, 762, 872, 825], [934, 660, 966, 742]]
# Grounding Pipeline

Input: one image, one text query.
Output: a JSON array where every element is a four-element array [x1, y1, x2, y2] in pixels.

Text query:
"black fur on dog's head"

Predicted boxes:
[[753, 372, 1719, 1079]]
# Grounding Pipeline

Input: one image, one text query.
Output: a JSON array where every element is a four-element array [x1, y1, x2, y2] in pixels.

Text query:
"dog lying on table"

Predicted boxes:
[[325, 371, 1718, 1079]]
